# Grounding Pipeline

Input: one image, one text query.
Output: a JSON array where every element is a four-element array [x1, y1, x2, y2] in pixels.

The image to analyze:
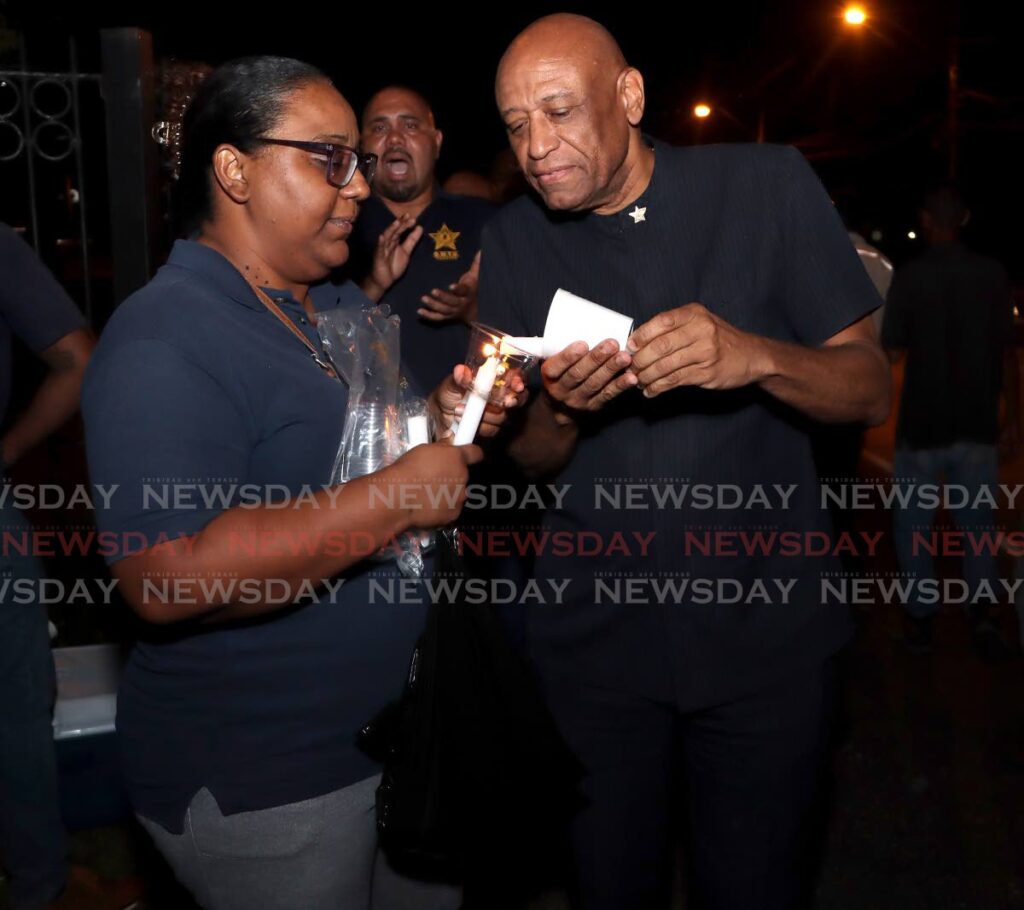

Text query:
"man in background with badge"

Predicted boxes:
[[348, 86, 495, 390]]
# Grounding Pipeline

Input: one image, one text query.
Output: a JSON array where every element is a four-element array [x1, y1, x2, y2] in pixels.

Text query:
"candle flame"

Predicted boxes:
[[482, 343, 497, 357]]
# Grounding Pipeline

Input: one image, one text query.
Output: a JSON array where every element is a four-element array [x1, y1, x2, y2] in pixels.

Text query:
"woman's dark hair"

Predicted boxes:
[[175, 56, 330, 237]]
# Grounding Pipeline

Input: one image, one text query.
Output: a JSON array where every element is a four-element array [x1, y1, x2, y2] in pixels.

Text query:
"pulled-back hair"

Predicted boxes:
[[175, 56, 330, 237]]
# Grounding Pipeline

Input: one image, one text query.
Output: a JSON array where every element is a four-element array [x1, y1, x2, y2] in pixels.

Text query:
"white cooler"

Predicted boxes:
[[51, 644, 131, 829]]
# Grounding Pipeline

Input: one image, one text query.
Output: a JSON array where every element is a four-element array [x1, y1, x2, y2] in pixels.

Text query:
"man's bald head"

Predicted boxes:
[[497, 14, 626, 90], [495, 14, 648, 214]]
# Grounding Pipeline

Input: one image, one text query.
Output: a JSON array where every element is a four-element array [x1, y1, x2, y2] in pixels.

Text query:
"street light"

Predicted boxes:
[[843, 4, 868, 27], [693, 6, 876, 145], [692, 102, 765, 142], [839, 3, 959, 178]]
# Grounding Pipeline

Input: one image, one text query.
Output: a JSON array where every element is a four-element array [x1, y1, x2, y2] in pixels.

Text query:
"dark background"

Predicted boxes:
[[4, 0, 1023, 274], [2, 8, 1024, 908]]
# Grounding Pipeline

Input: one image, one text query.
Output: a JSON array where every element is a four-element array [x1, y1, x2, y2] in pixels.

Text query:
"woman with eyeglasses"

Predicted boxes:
[[81, 57, 511, 910]]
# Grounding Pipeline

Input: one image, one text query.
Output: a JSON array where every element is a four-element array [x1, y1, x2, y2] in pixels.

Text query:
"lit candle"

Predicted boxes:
[[453, 355, 500, 445]]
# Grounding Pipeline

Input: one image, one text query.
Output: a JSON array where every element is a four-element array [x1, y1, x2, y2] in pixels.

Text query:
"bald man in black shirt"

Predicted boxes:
[[479, 14, 889, 910]]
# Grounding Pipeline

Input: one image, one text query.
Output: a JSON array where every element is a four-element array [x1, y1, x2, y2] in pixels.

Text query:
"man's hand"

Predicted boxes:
[[541, 339, 637, 422], [418, 250, 481, 324], [627, 303, 769, 397], [361, 214, 424, 303], [628, 306, 888, 424]]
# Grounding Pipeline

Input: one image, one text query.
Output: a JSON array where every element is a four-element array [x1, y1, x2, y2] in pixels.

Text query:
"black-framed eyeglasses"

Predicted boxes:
[[260, 139, 377, 188]]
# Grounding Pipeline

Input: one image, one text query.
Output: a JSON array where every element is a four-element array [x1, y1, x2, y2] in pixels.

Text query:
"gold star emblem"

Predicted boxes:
[[429, 223, 461, 261]]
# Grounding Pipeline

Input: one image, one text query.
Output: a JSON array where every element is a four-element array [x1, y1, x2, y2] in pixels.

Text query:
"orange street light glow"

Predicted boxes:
[[843, 5, 868, 26], [694, 104, 712, 119]]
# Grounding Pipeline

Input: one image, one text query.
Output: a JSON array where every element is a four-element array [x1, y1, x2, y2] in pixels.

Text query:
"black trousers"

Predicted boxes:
[[540, 660, 837, 910]]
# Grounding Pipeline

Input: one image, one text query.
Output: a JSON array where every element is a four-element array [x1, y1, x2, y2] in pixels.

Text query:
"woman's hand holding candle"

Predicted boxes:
[[430, 363, 527, 441], [453, 355, 500, 445]]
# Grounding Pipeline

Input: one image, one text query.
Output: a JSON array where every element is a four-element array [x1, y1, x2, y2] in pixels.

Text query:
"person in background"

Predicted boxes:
[[349, 86, 495, 390], [882, 186, 1019, 658], [1, 223, 96, 909]]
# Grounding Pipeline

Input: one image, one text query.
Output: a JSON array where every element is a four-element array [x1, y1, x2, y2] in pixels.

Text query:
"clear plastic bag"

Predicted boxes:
[[318, 304, 434, 577]]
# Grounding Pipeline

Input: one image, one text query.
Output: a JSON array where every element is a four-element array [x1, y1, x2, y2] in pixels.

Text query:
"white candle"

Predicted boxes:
[[453, 355, 500, 445], [406, 415, 430, 448]]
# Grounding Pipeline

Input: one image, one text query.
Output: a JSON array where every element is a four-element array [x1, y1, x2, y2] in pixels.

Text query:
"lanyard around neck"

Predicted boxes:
[[249, 284, 338, 380]]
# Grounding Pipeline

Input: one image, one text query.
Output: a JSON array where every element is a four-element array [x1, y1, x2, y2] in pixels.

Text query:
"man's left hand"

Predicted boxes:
[[418, 251, 481, 325], [627, 303, 770, 397], [362, 214, 424, 303]]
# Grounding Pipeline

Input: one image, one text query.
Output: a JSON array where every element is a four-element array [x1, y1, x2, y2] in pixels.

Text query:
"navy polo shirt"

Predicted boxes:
[[347, 190, 495, 390], [1, 223, 87, 424], [82, 240, 428, 833], [478, 141, 881, 708]]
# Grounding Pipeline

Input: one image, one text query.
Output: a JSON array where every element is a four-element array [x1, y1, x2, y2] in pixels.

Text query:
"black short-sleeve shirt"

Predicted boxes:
[[478, 140, 881, 707], [881, 242, 1013, 448], [347, 191, 494, 390], [0, 223, 87, 423]]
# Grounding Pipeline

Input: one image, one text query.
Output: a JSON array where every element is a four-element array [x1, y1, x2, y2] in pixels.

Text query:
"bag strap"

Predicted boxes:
[[250, 284, 338, 379]]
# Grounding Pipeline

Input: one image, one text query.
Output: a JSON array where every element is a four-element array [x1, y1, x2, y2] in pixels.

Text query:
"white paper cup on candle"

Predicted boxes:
[[542, 288, 634, 356]]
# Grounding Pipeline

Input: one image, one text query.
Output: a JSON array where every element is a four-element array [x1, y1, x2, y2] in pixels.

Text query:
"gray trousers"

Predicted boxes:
[[138, 776, 460, 910]]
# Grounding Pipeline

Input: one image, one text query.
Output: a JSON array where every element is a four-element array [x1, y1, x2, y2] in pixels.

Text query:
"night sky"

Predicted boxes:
[[6, 1, 1023, 275]]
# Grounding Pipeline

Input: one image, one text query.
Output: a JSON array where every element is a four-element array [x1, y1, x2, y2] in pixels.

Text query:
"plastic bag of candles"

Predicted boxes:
[[318, 304, 433, 577]]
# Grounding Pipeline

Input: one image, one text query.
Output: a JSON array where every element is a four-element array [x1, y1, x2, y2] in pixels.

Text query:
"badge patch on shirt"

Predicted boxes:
[[429, 223, 461, 261]]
